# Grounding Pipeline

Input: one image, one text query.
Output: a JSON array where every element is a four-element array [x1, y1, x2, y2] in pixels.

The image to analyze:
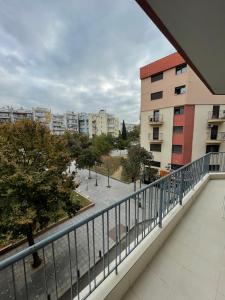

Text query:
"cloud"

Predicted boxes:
[[0, 0, 174, 123]]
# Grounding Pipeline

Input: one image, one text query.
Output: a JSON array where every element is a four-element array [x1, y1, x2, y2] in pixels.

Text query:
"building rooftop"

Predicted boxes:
[[140, 52, 185, 79]]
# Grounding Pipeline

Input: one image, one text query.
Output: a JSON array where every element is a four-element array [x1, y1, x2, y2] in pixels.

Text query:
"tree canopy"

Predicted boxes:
[[121, 145, 153, 191], [0, 120, 80, 267]]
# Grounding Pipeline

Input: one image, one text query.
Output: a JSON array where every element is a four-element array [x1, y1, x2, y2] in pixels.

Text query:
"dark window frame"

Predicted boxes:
[[151, 91, 163, 101], [173, 126, 183, 133], [174, 106, 184, 115], [175, 85, 186, 95], [151, 160, 161, 167], [150, 143, 162, 152], [175, 64, 187, 75], [172, 145, 183, 154], [151, 72, 163, 82]]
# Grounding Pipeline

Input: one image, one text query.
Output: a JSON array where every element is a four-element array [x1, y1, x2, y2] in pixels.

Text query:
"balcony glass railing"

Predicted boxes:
[[148, 132, 163, 141], [0, 153, 225, 300], [149, 114, 163, 123], [208, 111, 225, 120], [207, 132, 225, 141]]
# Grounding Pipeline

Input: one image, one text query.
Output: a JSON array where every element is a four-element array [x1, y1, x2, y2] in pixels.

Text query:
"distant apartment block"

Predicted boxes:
[[0, 107, 33, 124], [51, 113, 66, 135], [140, 52, 225, 171], [32, 107, 52, 129], [78, 112, 89, 135], [0, 106, 120, 137], [65, 111, 79, 133], [88, 110, 119, 138]]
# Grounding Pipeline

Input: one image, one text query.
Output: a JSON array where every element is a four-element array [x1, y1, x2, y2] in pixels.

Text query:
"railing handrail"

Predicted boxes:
[[0, 152, 216, 271]]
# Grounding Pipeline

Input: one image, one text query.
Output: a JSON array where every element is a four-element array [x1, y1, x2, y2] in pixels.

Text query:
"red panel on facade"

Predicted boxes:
[[171, 105, 195, 166], [140, 52, 185, 79], [171, 153, 184, 165]]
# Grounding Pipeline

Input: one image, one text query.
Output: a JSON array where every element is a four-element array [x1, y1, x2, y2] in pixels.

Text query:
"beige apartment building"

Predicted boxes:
[[140, 53, 225, 172], [88, 110, 119, 138]]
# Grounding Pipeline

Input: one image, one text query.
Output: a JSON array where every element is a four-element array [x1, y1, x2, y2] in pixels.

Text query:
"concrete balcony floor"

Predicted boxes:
[[123, 179, 225, 300]]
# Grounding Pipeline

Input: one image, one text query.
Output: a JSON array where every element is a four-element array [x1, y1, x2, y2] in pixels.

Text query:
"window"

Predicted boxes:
[[176, 64, 187, 75], [153, 127, 159, 139], [206, 145, 219, 153], [173, 126, 183, 133], [151, 72, 163, 82], [175, 85, 186, 95], [172, 145, 182, 154], [151, 160, 161, 168], [150, 143, 161, 152], [174, 106, 184, 115], [151, 91, 163, 100]]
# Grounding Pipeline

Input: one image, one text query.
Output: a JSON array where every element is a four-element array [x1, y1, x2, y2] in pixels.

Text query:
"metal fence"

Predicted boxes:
[[0, 152, 225, 300]]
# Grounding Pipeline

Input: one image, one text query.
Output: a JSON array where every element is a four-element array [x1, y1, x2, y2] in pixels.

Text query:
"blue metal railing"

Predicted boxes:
[[0, 152, 225, 300]]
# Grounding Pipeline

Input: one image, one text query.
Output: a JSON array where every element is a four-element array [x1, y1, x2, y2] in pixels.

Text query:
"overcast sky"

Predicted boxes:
[[0, 0, 174, 123]]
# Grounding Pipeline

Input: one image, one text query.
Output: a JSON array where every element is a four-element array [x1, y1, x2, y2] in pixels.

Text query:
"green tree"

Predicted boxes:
[[91, 134, 113, 156], [121, 120, 127, 140], [127, 125, 140, 143], [76, 148, 101, 179], [0, 120, 80, 268], [121, 145, 153, 191]]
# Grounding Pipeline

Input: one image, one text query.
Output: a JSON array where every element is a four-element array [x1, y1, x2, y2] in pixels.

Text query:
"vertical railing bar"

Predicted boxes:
[[42, 248, 48, 300], [137, 191, 139, 244], [102, 213, 106, 279], [134, 195, 137, 246], [11, 264, 17, 300], [92, 219, 96, 289], [125, 201, 128, 256], [118, 204, 121, 263], [143, 190, 146, 237], [67, 234, 73, 300], [52, 242, 58, 300], [86, 222, 91, 293], [115, 206, 118, 274], [107, 210, 110, 274], [148, 187, 151, 232], [128, 198, 131, 253], [141, 191, 144, 240], [74, 229, 80, 300], [22, 258, 28, 300]]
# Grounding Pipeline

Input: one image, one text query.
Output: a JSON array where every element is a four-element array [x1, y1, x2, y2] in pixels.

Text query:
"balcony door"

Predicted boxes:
[[212, 105, 220, 118], [153, 110, 159, 122], [211, 125, 218, 140]]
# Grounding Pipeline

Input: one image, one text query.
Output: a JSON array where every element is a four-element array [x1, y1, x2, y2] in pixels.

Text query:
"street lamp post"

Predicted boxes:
[[95, 163, 98, 186], [106, 167, 111, 188]]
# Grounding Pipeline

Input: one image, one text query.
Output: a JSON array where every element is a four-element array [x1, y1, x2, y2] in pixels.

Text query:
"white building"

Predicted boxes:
[[32, 107, 52, 129], [88, 110, 119, 138], [51, 113, 66, 135], [65, 111, 79, 132]]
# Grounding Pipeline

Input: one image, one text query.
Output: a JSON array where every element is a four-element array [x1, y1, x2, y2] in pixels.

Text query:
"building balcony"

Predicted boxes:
[[1, 153, 225, 300], [208, 111, 225, 123], [148, 132, 163, 143], [206, 132, 225, 144], [148, 114, 163, 125]]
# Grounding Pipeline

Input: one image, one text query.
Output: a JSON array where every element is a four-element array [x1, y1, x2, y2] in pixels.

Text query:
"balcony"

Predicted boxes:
[[208, 111, 225, 123], [1, 153, 225, 300], [206, 132, 225, 144], [149, 114, 163, 125], [148, 132, 163, 143]]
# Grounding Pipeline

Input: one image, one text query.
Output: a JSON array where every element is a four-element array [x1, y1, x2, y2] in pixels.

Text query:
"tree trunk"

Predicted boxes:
[[26, 224, 42, 268], [88, 167, 91, 179]]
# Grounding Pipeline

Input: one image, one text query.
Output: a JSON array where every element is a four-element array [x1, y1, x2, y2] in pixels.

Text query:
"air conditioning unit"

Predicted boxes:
[[149, 117, 153, 122]]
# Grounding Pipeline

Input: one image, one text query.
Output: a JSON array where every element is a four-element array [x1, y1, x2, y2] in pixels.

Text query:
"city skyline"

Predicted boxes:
[[0, 0, 174, 123]]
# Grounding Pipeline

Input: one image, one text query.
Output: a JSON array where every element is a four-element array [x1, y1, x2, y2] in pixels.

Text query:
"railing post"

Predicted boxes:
[[179, 171, 184, 205], [159, 182, 163, 228], [204, 153, 210, 174]]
